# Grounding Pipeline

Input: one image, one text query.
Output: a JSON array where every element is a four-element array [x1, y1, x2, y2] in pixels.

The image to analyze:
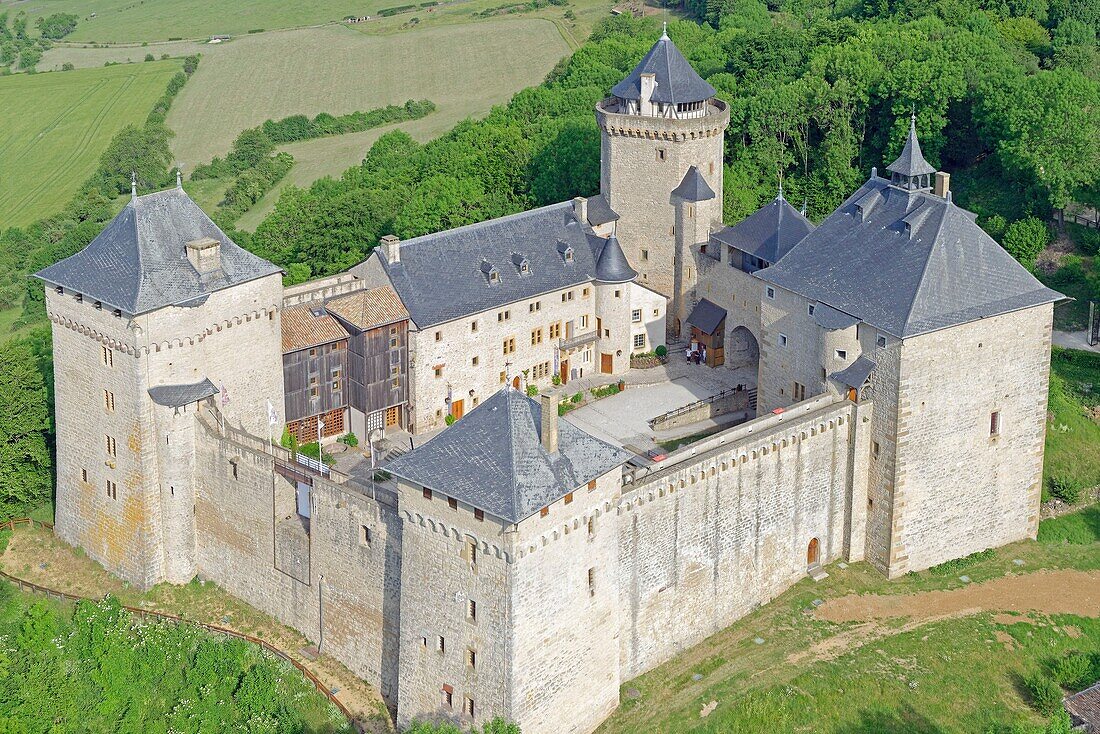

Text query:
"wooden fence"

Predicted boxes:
[[0, 517, 364, 733]]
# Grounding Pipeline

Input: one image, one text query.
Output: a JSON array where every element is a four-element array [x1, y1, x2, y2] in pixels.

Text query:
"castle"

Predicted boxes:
[[34, 30, 1061, 734]]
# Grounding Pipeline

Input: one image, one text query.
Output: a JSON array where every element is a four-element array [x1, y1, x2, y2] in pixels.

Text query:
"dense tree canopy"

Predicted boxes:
[[0, 336, 51, 522]]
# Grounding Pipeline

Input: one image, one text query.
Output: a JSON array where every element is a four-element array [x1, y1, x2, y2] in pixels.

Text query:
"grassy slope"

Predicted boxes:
[[165, 21, 569, 169], [597, 507, 1100, 733], [1044, 347, 1100, 491], [0, 60, 181, 228]]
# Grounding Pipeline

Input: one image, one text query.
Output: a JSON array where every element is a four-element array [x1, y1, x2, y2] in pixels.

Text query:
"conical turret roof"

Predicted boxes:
[[594, 235, 637, 283], [611, 29, 716, 106], [886, 115, 936, 179]]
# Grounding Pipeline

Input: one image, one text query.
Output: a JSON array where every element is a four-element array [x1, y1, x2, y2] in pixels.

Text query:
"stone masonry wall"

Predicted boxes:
[[617, 395, 866, 679], [887, 304, 1053, 576], [191, 408, 402, 703]]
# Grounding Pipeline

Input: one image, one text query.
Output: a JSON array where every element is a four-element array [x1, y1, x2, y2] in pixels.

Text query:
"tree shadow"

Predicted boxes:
[[834, 704, 947, 734]]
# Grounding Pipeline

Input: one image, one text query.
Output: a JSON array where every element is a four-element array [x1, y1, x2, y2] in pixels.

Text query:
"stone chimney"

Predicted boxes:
[[572, 196, 588, 225], [540, 394, 559, 454], [381, 234, 401, 263], [185, 237, 221, 273], [934, 171, 951, 199], [640, 72, 657, 116]]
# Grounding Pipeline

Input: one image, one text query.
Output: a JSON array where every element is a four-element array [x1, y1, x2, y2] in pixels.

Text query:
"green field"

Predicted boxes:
[[166, 22, 569, 169], [0, 60, 181, 228]]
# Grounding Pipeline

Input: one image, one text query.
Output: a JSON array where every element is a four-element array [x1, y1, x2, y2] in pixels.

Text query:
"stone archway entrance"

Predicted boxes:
[[726, 325, 760, 371], [807, 537, 820, 568]]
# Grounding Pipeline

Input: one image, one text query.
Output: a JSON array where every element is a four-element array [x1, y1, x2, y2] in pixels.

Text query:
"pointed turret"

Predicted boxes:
[[610, 29, 716, 117], [594, 235, 637, 283], [886, 114, 936, 190]]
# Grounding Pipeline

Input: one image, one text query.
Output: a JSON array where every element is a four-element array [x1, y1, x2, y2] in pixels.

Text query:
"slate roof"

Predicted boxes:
[[594, 235, 637, 283], [671, 166, 716, 202], [687, 298, 726, 335], [384, 388, 632, 523], [887, 115, 937, 179], [586, 194, 620, 226], [813, 302, 861, 331], [831, 356, 876, 389], [35, 188, 281, 316], [148, 378, 219, 408], [755, 176, 1063, 339], [611, 30, 716, 106], [711, 193, 814, 265], [281, 303, 349, 353], [376, 202, 604, 328], [325, 286, 409, 332]]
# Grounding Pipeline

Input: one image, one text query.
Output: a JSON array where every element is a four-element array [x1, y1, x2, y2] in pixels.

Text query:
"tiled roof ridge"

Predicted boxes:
[[386, 201, 573, 257]]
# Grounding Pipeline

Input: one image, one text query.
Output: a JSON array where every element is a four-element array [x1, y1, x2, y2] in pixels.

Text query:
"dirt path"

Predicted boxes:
[[816, 569, 1100, 624]]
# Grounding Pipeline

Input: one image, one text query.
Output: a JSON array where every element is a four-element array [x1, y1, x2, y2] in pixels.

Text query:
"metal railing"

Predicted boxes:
[[559, 330, 598, 351], [648, 385, 753, 426], [0, 517, 365, 732]]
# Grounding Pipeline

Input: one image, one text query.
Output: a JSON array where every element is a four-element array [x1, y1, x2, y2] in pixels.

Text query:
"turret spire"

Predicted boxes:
[[661, 21, 668, 40], [886, 112, 936, 190]]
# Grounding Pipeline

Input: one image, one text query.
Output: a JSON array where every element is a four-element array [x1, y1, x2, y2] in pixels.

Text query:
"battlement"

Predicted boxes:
[[596, 97, 729, 141], [283, 273, 364, 307]]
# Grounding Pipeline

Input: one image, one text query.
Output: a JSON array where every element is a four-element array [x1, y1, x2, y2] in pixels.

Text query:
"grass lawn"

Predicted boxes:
[[165, 21, 569, 169], [596, 505, 1100, 733], [1044, 347, 1100, 492], [0, 60, 181, 228]]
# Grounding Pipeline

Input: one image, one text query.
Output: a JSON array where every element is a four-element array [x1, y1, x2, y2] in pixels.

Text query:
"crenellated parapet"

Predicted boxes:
[[596, 98, 729, 142]]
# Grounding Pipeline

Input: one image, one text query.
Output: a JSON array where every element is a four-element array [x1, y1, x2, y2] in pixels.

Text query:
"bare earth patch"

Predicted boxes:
[[1, 526, 393, 732], [817, 569, 1100, 624]]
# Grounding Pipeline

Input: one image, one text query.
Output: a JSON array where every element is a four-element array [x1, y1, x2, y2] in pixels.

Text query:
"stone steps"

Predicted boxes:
[[808, 564, 829, 582]]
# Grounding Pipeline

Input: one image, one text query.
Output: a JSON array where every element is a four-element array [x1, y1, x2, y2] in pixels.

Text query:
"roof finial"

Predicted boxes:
[[130, 171, 137, 200], [176, 164, 183, 190], [801, 199, 807, 217], [661, 21, 668, 40], [777, 171, 784, 201]]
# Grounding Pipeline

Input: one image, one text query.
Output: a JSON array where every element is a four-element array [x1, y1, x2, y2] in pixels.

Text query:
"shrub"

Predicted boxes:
[[571, 392, 583, 403], [339, 432, 359, 448], [1072, 225, 1100, 256], [445, 414, 457, 426], [61, 62, 74, 71], [144, 53, 154, 61], [927, 547, 996, 576], [1053, 651, 1097, 690], [525, 385, 538, 397], [1023, 672, 1063, 715], [1002, 217, 1051, 270], [552, 374, 562, 386], [1047, 475, 1082, 504], [655, 344, 668, 357]]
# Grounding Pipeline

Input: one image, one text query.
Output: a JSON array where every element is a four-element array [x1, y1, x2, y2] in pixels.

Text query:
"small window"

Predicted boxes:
[[656, 148, 666, 161], [633, 333, 646, 349], [464, 697, 475, 718], [766, 287, 775, 299], [540, 506, 549, 518], [443, 686, 453, 708], [466, 648, 477, 668], [877, 335, 887, 348], [359, 526, 372, 546], [588, 479, 596, 491], [564, 492, 573, 505], [104, 390, 115, 412], [81, 468, 88, 483], [778, 334, 788, 348], [105, 435, 117, 458], [101, 346, 113, 367], [835, 349, 847, 361], [437, 636, 445, 653], [435, 330, 443, 342], [472, 355, 479, 366], [230, 460, 238, 480], [499, 371, 507, 384], [423, 487, 432, 500], [332, 380, 340, 391], [587, 567, 596, 596], [466, 539, 478, 564], [587, 516, 595, 537], [106, 479, 118, 500], [641, 250, 648, 261], [807, 304, 816, 316], [390, 336, 399, 348], [474, 508, 484, 522], [990, 411, 1001, 437], [467, 599, 477, 621], [582, 287, 590, 297], [448, 496, 458, 510], [309, 348, 317, 357], [471, 320, 478, 332], [614, 289, 621, 298], [871, 441, 880, 459], [435, 366, 444, 378], [631, 309, 642, 323]]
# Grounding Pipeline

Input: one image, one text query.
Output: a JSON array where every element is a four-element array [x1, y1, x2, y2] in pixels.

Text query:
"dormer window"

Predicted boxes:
[[557, 240, 574, 264], [511, 253, 530, 275], [481, 260, 500, 285]]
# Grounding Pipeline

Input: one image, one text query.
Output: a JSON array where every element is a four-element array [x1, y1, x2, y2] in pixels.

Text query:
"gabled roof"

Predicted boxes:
[[756, 177, 1063, 339], [687, 298, 726, 335], [594, 235, 637, 284], [148, 378, 219, 408], [710, 193, 814, 265], [671, 166, 715, 202], [831, 356, 876, 389], [385, 388, 631, 523], [281, 303, 349, 353], [375, 202, 603, 328], [611, 30, 716, 106], [886, 115, 936, 179], [35, 188, 281, 316], [586, 194, 620, 226], [324, 285, 409, 332]]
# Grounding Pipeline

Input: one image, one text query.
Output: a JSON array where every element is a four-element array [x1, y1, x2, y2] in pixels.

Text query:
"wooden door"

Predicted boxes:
[[385, 405, 399, 427], [560, 360, 569, 384], [807, 538, 820, 567], [451, 399, 464, 420], [512, 375, 521, 389], [600, 353, 613, 374]]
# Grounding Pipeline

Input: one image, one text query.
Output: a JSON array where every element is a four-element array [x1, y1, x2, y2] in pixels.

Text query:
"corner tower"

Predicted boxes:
[[597, 26, 729, 302]]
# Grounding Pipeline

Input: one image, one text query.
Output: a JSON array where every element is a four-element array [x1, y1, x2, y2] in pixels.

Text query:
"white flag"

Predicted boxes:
[[267, 400, 278, 427]]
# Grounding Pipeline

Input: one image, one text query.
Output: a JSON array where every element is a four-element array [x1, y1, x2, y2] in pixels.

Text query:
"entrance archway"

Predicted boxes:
[[807, 537, 820, 568], [726, 325, 760, 371]]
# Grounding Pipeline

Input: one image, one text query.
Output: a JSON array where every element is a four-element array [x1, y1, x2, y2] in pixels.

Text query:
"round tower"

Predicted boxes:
[[596, 26, 729, 300], [593, 235, 637, 375]]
